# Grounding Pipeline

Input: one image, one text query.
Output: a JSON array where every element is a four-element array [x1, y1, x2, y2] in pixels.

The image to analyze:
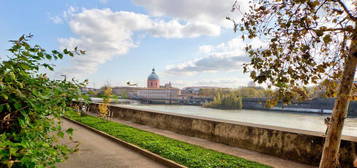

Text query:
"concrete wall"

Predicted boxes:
[[88, 103, 357, 167]]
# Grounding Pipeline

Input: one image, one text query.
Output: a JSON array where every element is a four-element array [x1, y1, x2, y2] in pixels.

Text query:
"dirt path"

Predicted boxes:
[[57, 119, 167, 168]]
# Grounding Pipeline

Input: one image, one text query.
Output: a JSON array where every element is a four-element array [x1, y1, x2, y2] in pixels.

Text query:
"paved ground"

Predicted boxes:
[[57, 119, 167, 168], [102, 114, 316, 168]]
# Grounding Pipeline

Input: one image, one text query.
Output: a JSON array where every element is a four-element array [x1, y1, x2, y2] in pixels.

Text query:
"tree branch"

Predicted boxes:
[[336, 0, 357, 22], [299, 27, 353, 33]]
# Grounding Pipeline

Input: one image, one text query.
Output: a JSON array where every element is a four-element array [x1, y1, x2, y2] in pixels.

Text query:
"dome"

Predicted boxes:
[[148, 68, 159, 80]]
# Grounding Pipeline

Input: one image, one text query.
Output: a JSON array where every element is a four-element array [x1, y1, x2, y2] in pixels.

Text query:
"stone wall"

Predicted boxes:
[[88, 103, 357, 167]]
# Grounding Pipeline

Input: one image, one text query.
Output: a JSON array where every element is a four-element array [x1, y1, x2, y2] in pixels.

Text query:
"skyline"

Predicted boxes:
[[0, 0, 255, 89]]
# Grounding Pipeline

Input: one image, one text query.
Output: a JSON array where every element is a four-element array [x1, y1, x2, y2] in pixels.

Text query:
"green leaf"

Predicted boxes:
[[58, 53, 63, 59], [14, 102, 21, 110], [20, 64, 30, 70], [66, 128, 74, 135], [46, 54, 52, 60], [9, 72, 16, 81], [63, 49, 69, 54], [57, 131, 65, 138], [48, 66, 54, 71], [37, 52, 44, 58], [1, 93, 8, 100]]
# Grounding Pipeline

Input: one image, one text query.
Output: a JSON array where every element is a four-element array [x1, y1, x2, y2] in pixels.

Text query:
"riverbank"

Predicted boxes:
[[87, 103, 357, 167]]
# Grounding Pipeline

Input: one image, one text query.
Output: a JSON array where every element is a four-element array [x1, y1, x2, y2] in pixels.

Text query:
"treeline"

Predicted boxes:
[[203, 92, 243, 109], [199, 87, 271, 99], [199, 79, 355, 100], [87, 86, 128, 99], [202, 87, 269, 109], [202, 79, 354, 110]]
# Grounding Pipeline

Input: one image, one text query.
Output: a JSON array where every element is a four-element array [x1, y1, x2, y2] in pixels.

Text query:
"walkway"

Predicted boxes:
[[102, 114, 316, 168], [57, 119, 167, 168]]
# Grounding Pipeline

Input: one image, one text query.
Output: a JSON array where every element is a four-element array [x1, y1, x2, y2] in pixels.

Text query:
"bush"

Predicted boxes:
[[0, 35, 87, 168]]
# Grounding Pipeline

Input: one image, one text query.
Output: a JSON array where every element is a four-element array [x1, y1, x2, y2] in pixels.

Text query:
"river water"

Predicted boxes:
[[115, 104, 357, 137]]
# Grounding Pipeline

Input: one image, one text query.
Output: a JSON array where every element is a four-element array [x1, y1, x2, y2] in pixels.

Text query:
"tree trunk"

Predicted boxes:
[[319, 30, 357, 168]]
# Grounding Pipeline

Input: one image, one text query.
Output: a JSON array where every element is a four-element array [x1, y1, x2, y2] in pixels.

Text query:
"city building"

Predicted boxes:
[[112, 86, 143, 98], [138, 68, 180, 100], [89, 69, 216, 104], [137, 88, 180, 99], [181, 86, 219, 96], [110, 69, 176, 99]]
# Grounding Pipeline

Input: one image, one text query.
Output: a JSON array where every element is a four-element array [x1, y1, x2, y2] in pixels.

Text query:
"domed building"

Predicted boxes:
[[147, 68, 160, 88]]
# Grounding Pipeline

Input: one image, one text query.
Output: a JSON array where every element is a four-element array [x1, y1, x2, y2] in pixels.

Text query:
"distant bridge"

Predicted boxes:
[[131, 97, 213, 105]]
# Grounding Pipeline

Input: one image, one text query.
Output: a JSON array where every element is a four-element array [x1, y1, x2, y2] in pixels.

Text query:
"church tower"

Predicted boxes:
[[147, 68, 160, 88]]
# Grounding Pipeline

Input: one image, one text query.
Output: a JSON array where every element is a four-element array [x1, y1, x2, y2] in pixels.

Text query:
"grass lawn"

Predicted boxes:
[[66, 112, 271, 168]]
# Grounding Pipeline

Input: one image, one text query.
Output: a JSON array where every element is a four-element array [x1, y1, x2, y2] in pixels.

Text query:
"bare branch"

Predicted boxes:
[[336, 0, 357, 22]]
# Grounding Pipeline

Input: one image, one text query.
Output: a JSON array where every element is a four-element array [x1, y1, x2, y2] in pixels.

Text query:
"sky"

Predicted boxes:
[[0, 0, 256, 89]]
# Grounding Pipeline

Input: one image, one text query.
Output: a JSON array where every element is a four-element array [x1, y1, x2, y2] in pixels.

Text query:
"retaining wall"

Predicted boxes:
[[88, 103, 357, 167]]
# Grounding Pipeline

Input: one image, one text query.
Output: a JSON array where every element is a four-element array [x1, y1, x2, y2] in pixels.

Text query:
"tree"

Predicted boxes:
[[0, 35, 87, 167], [98, 86, 112, 119], [203, 92, 243, 109], [228, 0, 356, 167]]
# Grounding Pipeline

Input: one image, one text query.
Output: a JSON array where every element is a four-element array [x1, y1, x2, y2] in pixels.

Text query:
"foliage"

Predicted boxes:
[[233, 87, 269, 98], [309, 79, 357, 100], [203, 92, 243, 109], [66, 112, 270, 168], [98, 86, 112, 118], [265, 86, 311, 107], [228, 0, 356, 100], [311, 79, 339, 98], [0, 35, 87, 168], [198, 88, 231, 97], [87, 90, 98, 97], [199, 87, 270, 98]]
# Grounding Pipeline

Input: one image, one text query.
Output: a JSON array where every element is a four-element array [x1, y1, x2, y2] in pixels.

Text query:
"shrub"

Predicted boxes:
[[0, 35, 87, 168]]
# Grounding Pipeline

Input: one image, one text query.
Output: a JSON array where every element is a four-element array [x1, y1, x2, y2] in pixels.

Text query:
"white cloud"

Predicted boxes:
[[195, 78, 248, 88], [58, 8, 220, 78], [133, 0, 249, 28], [170, 78, 250, 88], [166, 38, 264, 75], [165, 55, 249, 75], [50, 16, 63, 24]]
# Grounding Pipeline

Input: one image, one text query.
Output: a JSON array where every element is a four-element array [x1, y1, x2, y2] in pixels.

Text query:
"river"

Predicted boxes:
[[115, 104, 357, 137]]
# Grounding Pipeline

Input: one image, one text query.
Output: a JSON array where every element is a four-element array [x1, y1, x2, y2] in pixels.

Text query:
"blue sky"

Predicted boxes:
[[0, 0, 254, 88]]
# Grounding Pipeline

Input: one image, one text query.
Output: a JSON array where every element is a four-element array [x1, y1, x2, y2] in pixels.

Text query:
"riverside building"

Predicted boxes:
[[137, 68, 180, 101]]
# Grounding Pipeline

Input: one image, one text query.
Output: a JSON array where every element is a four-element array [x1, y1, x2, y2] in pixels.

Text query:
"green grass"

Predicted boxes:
[[66, 112, 271, 168]]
